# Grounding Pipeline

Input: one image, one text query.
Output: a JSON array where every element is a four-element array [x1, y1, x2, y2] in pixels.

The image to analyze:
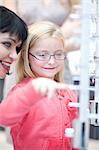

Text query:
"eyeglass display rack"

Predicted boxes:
[[65, 0, 99, 149], [89, 0, 99, 140]]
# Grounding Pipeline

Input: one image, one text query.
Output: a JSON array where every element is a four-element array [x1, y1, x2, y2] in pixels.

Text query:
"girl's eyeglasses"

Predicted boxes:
[[29, 50, 66, 61]]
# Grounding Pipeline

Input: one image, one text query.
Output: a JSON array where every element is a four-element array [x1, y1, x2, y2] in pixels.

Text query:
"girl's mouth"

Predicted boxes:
[[43, 67, 57, 70]]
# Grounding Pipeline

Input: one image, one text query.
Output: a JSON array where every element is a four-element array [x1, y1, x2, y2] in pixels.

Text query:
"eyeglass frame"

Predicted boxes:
[[29, 50, 66, 61]]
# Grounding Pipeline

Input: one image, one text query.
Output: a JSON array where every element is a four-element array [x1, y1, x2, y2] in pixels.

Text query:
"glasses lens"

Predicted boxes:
[[35, 51, 49, 61], [55, 51, 65, 60]]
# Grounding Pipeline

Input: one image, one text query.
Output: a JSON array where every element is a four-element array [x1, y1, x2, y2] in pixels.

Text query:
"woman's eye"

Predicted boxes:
[[2, 42, 11, 48]]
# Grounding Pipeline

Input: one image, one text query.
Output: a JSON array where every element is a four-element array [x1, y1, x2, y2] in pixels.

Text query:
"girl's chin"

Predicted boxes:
[[41, 75, 54, 79]]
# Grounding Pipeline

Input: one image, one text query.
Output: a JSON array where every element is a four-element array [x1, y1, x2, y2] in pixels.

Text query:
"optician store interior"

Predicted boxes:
[[0, 0, 99, 150]]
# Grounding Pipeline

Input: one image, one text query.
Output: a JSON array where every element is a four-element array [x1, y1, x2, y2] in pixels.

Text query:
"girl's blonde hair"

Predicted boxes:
[[16, 21, 65, 83]]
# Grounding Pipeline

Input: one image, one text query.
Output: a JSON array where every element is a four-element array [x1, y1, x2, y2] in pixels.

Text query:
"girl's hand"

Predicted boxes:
[[32, 77, 67, 99]]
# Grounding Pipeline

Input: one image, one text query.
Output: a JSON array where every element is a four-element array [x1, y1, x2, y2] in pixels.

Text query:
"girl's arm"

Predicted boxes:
[[0, 78, 67, 126]]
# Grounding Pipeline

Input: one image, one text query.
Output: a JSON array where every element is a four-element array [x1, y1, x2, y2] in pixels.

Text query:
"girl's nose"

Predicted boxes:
[[48, 55, 56, 64], [9, 49, 18, 61]]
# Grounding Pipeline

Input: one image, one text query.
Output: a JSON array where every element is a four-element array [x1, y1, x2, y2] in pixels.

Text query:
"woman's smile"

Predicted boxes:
[[0, 60, 11, 74]]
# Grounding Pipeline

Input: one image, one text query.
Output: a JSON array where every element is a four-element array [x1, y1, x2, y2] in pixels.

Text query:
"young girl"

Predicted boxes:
[[0, 6, 28, 79], [0, 21, 77, 150]]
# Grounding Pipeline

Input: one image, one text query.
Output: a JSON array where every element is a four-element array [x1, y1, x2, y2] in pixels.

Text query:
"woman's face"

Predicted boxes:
[[29, 37, 65, 79], [0, 32, 21, 78]]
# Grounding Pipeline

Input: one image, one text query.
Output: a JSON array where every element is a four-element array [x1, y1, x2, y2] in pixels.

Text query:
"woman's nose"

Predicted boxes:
[[9, 49, 18, 61]]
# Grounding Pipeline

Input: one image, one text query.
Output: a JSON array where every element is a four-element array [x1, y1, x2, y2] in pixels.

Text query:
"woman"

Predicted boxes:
[[0, 6, 28, 79], [0, 5, 28, 132]]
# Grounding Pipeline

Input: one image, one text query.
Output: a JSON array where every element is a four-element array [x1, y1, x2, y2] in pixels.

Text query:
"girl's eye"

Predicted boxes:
[[38, 54, 46, 56], [37, 52, 48, 58], [2, 42, 12, 48]]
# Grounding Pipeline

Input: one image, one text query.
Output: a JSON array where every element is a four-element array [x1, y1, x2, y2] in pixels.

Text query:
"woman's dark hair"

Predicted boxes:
[[0, 6, 28, 53]]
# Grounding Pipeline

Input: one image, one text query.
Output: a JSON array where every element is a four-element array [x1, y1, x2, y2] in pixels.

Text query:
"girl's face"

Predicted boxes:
[[0, 32, 21, 78], [29, 37, 65, 79]]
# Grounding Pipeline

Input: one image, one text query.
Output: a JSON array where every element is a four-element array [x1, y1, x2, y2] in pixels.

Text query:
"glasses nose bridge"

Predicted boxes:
[[49, 54, 55, 60], [48, 53, 55, 61], [48, 54, 56, 63]]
